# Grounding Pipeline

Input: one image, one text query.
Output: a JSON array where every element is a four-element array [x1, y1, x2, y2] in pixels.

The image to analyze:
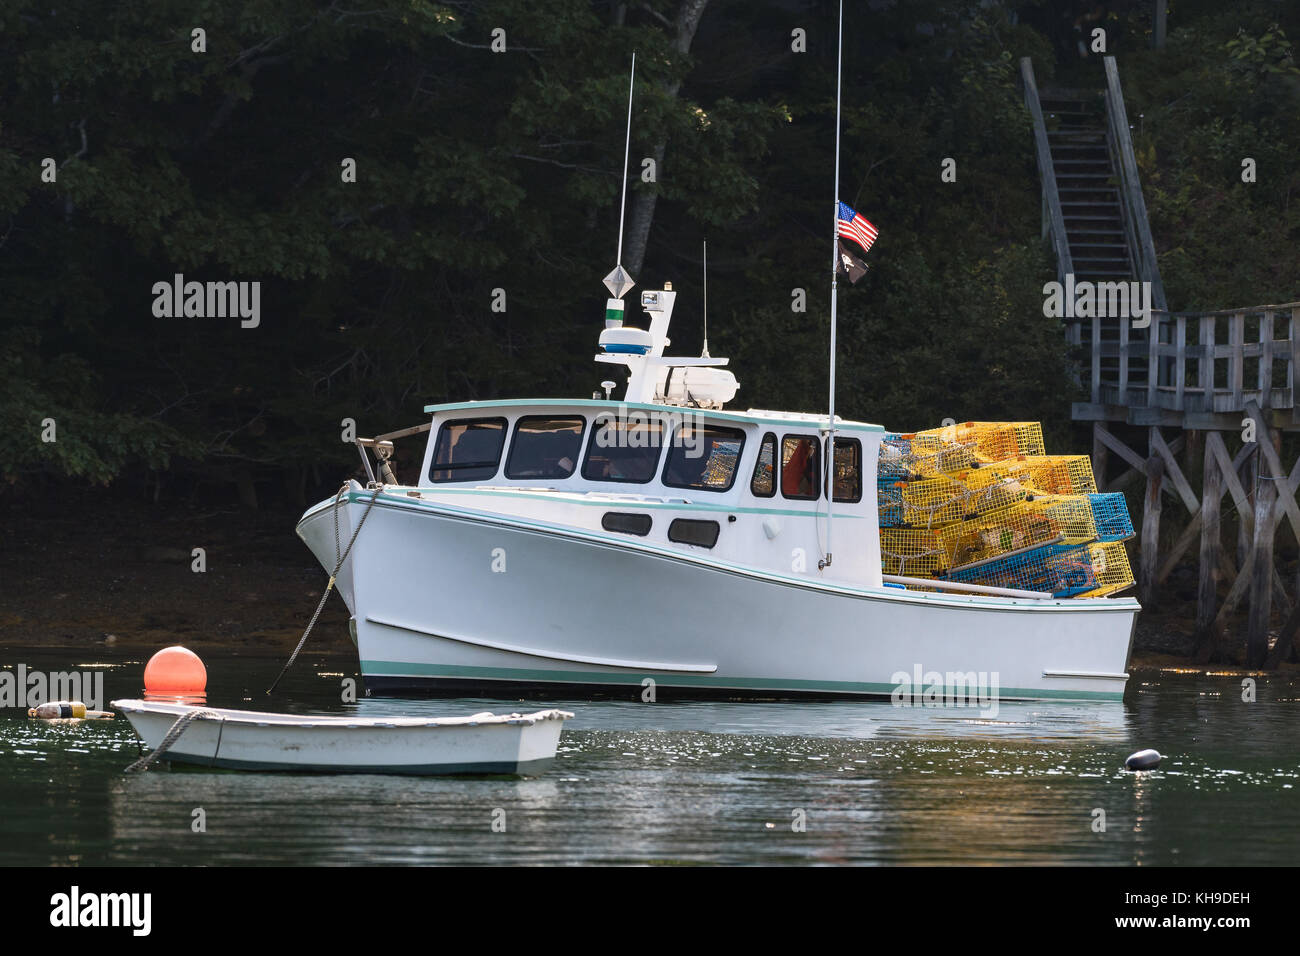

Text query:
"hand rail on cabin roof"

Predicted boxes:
[[374, 422, 432, 443]]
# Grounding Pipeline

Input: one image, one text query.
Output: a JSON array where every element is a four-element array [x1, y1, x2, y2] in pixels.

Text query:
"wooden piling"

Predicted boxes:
[[1196, 437, 1221, 638], [1139, 447, 1164, 607], [1092, 422, 1109, 492], [1247, 448, 1276, 667], [1237, 450, 1255, 569], [1185, 429, 1201, 480]]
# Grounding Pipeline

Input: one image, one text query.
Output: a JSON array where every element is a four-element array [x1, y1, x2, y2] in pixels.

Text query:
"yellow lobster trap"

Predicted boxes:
[[936, 495, 1099, 569], [915, 421, 1046, 464], [966, 454, 1098, 496], [1075, 541, 1136, 597], [887, 473, 1028, 528], [879, 432, 977, 480], [879, 528, 947, 576]]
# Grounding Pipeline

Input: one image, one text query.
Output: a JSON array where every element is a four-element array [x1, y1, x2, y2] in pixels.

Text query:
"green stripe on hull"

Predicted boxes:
[[360, 659, 1126, 702]]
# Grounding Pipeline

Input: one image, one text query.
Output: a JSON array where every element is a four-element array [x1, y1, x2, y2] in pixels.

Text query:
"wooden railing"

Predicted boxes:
[[1102, 56, 1167, 312], [1020, 57, 1073, 283], [1080, 303, 1300, 413]]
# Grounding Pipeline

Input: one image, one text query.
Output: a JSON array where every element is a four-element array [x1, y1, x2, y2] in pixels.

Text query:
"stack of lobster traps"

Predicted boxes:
[[878, 422, 1135, 598]]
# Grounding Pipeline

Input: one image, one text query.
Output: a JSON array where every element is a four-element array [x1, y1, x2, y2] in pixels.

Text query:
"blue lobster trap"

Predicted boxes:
[[1087, 493, 1135, 542], [942, 540, 1133, 597], [878, 474, 906, 526]]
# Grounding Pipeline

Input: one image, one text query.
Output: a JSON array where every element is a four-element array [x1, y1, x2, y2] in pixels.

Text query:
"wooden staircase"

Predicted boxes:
[[1021, 56, 1167, 407], [1039, 91, 1134, 283]]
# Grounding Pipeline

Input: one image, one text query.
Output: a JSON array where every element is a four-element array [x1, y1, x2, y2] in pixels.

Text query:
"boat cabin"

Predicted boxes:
[[412, 399, 885, 588]]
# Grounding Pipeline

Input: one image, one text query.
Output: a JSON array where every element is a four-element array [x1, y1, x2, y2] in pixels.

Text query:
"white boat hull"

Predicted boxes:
[[112, 699, 572, 775], [297, 490, 1138, 703]]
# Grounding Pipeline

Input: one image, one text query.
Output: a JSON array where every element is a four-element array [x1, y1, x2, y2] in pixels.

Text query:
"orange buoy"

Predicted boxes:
[[143, 646, 207, 695]]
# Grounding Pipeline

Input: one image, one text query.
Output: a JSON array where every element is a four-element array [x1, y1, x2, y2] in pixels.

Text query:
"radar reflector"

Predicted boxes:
[[603, 265, 635, 299]]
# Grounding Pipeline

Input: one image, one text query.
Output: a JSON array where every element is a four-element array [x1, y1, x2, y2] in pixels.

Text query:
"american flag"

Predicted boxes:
[[836, 201, 878, 254]]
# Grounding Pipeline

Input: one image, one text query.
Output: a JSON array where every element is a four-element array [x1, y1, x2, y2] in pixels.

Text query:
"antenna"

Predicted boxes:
[[821, 0, 844, 572], [616, 52, 635, 269], [603, 53, 637, 307], [701, 239, 710, 358]]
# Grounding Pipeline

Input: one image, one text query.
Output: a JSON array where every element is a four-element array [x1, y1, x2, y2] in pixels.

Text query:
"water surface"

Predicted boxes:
[[1, 646, 1296, 865]]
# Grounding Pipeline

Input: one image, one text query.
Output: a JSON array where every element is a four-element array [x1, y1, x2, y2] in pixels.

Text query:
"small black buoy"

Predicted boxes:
[[1124, 748, 1162, 771]]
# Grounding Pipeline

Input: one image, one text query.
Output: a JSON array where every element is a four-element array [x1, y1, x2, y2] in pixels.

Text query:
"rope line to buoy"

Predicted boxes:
[[266, 481, 382, 695], [211, 715, 226, 767], [123, 709, 222, 773]]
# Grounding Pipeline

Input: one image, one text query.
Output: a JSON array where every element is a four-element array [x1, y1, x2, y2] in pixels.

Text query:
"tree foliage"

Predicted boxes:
[[1, 0, 1295, 502]]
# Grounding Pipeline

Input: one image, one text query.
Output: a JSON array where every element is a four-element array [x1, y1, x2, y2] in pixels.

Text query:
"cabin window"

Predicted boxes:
[[582, 414, 664, 483], [429, 417, 507, 482], [663, 424, 746, 492], [505, 416, 586, 480], [833, 438, 863, 503], [781, 435, 821, 500], [668, 518, 720, 548], [602, 512, 652, 536], [750, 432, 777, 497]]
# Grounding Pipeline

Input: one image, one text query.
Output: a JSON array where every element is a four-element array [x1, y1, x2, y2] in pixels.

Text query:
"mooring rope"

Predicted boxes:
[[123, 709, 222, 773], [266, 481, 382, 695]]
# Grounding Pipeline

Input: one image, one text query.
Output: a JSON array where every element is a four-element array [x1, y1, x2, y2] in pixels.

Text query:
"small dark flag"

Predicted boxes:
[[837, 239, 869, 283]]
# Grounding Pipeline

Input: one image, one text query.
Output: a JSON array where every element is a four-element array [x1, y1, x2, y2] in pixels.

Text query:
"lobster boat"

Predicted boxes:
[[295, 281, 1139, 704], [296, 34, 1138, 705]]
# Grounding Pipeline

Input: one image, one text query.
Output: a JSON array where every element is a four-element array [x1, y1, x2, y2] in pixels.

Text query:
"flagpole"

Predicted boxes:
[[823, 0, 843, 572]]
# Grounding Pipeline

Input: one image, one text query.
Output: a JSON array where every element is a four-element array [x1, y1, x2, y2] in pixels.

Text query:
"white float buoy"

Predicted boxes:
[[1124, 748, 1162, 770], [28, 701, 114, 720]]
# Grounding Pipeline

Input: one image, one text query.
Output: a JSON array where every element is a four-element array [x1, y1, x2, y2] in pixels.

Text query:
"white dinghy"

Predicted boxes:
[[112, 699, 572, 775]]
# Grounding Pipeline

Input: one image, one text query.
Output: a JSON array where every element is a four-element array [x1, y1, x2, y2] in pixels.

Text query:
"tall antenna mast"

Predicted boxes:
[[616, 52, 636, 268], [821, 0, 843, 572], [603, 53, 637, 311], [702, 239, 710, 357]]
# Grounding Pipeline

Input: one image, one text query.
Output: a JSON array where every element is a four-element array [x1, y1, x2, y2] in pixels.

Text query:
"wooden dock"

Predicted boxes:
[[1023, 54, 1300, 666]]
